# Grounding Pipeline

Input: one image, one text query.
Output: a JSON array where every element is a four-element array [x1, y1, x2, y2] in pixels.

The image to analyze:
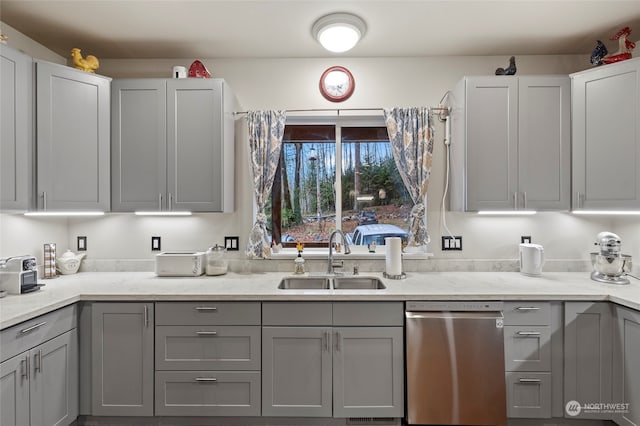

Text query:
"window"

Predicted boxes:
[[268, 117, 411, 246]]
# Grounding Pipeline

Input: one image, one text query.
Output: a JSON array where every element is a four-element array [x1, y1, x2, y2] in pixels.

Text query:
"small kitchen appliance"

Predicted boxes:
[[155, 252, 205, 276], [0, 255, 44, 294], [590, 232, 632, 285], [519, 243, 545, 276]]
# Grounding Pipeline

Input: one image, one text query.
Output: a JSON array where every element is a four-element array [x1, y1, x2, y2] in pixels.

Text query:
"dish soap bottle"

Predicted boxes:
[[294, 241, 305, 274]]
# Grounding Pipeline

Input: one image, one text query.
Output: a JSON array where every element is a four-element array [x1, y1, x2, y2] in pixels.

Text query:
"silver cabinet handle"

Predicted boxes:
[[577, 192, 584, 208], [34, 350, 42, 373], [21, 357, 28, 381], [519, 378, 542, 383], [517, 331, 541, 336], [514, 192, 518, 209], [523, 192, 527, 209], [20, 321, 47, 334], [195, 306, 217, 312], [334, 331, 341, 352], [195, 377, 218, 382], [144, 305, 149, 328], [159, 193, 163, 211], [169, 193, 173, 210], [516, 307, 540, 311], [42, 191, 47, 210], [196, 331, 218, 336]]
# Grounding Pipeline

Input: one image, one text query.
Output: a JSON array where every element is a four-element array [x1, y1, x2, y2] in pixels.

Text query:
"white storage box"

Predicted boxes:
[[155, 252, 205, 276]]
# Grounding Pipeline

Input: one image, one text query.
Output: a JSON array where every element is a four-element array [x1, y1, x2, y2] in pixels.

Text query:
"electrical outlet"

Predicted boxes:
[[225, 236, 240, 251], [77, 236, 87, 251], [521, 235, 532, 244], [441, 236, 463, 251], [151, 236, 161, 251]]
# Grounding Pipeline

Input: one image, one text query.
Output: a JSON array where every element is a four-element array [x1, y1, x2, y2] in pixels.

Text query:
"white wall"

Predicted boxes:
[[1, 28, 636, 269]]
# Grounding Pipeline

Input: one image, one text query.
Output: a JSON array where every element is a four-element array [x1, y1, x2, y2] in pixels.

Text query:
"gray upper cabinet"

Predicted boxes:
[[111, 79, 167, 212], [91, 302, 154, 416], [613, 306, 640, 426], [36, 61, 110, 211], [450, 75, 570, 211], [564, 302, 614, 419], [0, 45, 33, 212], [571, 58, 640, 210], [111, 78, 236, 212]]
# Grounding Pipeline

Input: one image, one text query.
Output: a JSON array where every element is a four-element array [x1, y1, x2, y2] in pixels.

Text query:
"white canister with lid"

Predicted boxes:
[[206, 244, 228, 276]]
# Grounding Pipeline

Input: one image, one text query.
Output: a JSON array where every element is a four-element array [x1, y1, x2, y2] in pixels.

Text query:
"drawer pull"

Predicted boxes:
[[519, 378, 542, 383], [195, 307, 218, 312], [195, 377, 218, 382], [517, 331, 541, 336], [516, 307, 540, 311], [20, 321, 47, 334], [196, 331, 218, 336]]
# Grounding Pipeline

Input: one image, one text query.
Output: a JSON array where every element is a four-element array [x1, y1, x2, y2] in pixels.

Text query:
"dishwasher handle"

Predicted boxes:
[[406, 311, 504, 320]]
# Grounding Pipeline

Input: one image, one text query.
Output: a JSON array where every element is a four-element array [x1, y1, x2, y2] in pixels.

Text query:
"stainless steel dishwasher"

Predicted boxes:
[[405, 301, 507, 426]]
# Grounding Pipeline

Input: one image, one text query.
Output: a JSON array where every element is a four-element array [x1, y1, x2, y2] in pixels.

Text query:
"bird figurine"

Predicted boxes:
[[590, 40, 608, 66], [71, 48, 99, 73], [495, 56, 517, 75], [602, 27, 635, 65]]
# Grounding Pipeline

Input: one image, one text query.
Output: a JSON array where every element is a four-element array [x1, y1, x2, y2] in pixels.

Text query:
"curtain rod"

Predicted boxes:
[[233, 107, 450, 116]]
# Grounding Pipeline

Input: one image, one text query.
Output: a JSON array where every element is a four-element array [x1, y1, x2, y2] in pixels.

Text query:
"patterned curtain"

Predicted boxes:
[[245, 110, 287, 258], [383, 107, 434, 247]]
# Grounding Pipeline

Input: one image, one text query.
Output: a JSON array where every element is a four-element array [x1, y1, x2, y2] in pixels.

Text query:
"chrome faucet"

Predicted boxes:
[[327, 229, 351, 274]]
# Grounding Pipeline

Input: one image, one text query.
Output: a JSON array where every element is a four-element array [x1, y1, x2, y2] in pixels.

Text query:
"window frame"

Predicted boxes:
[[273, 114, 387, 246]]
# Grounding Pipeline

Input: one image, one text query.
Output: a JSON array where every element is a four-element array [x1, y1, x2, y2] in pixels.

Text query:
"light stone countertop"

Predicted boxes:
[[1, 271, 639, 329]]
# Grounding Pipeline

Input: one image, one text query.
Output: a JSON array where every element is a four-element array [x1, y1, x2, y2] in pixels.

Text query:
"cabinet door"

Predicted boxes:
[[518, 76, 570, 210], [29, 329, 78, 426], [91, 303, 154, 416], [564, 302, 613, 419], [506, 372, 551, 418], [36, 61, 110, 211], [262, 327, 332, 417], [465, 77, 518, 211], [572, 58, 640, 209], [333, 327, 404, 418], [167, 79, 224, 212], [0, 353, 30, 426], [613, 306, 640, 426], [111, 79, 167, 212], [0, 45, 33, 211]]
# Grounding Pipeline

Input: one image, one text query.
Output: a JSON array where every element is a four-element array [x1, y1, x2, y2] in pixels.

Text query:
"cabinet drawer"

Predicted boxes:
[[504, 326, 551, 371], [263, 302, 332, 326], [0, 304, 77, 362], [506, 372, 551, 418], [503, 302, 550, 325], [155, 302, 260, 326], [333, 302, 404, 326], [155, 371, 260, 416], [155, 325, 260, 371]]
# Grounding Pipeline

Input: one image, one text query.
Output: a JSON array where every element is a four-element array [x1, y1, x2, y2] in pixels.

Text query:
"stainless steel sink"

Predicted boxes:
[[277, 276, 331, 290], [332, 276, 386, 290]]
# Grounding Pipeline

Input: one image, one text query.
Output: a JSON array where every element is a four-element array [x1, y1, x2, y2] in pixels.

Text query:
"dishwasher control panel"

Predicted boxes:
[[406, 301, 504, 311]]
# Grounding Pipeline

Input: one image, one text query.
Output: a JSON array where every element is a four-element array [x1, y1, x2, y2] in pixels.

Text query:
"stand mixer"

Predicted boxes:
[[590, 232, 633, 285]]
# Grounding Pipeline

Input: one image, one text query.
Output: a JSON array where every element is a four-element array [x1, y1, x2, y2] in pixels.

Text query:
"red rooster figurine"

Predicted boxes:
[[602, 27, 636, 64]]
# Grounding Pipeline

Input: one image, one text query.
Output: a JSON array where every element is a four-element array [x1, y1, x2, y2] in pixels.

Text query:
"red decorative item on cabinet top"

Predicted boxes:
[[188, 60, 211, 78]]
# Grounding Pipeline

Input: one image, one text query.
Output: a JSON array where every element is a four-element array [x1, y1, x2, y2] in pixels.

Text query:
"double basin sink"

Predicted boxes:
[[278, 275, 386, 291]]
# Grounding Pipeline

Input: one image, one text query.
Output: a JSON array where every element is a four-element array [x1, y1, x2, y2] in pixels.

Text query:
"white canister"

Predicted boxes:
[[519, 243, 545, 276], [172, 66, 187, 79]]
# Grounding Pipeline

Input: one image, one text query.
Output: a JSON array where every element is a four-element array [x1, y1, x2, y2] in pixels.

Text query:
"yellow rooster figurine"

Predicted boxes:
[[71, 48, 99, 73]]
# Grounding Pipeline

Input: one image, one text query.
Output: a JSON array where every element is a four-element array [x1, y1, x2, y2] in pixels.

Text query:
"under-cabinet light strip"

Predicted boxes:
[[477, 211, 537, 215], [572, 210, 640, 215]]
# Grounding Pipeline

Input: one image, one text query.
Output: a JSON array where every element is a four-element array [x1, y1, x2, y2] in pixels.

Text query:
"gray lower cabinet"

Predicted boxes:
[[0, 305, 78, 426], [111, 78, 236, 212], [261, 302, 404, 418], [613, 305, 640, 426], [36, 61, 111, 212], [0, 44, 33, 211], [571, 57, 640, 210], [564, 302, 614, 419], [154, 302, 261, 416], [91, 303, 154, 416]]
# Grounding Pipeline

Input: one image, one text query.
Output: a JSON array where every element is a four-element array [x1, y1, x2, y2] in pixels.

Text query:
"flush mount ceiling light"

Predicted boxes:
[[312, 13, 366, 53]]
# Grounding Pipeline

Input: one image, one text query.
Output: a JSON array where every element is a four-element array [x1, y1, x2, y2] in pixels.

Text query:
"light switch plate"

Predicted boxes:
[[225, 236, 239, 251], [151, 236, 161, 251], [77, 236, 87, 251]]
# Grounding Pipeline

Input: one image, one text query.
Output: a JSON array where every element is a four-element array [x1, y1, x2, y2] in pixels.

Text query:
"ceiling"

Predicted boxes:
[[2, 1, 640, 59]]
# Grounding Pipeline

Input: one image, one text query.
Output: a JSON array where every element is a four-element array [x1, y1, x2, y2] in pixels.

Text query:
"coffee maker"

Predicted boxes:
[[0, 255, 43, 294]]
